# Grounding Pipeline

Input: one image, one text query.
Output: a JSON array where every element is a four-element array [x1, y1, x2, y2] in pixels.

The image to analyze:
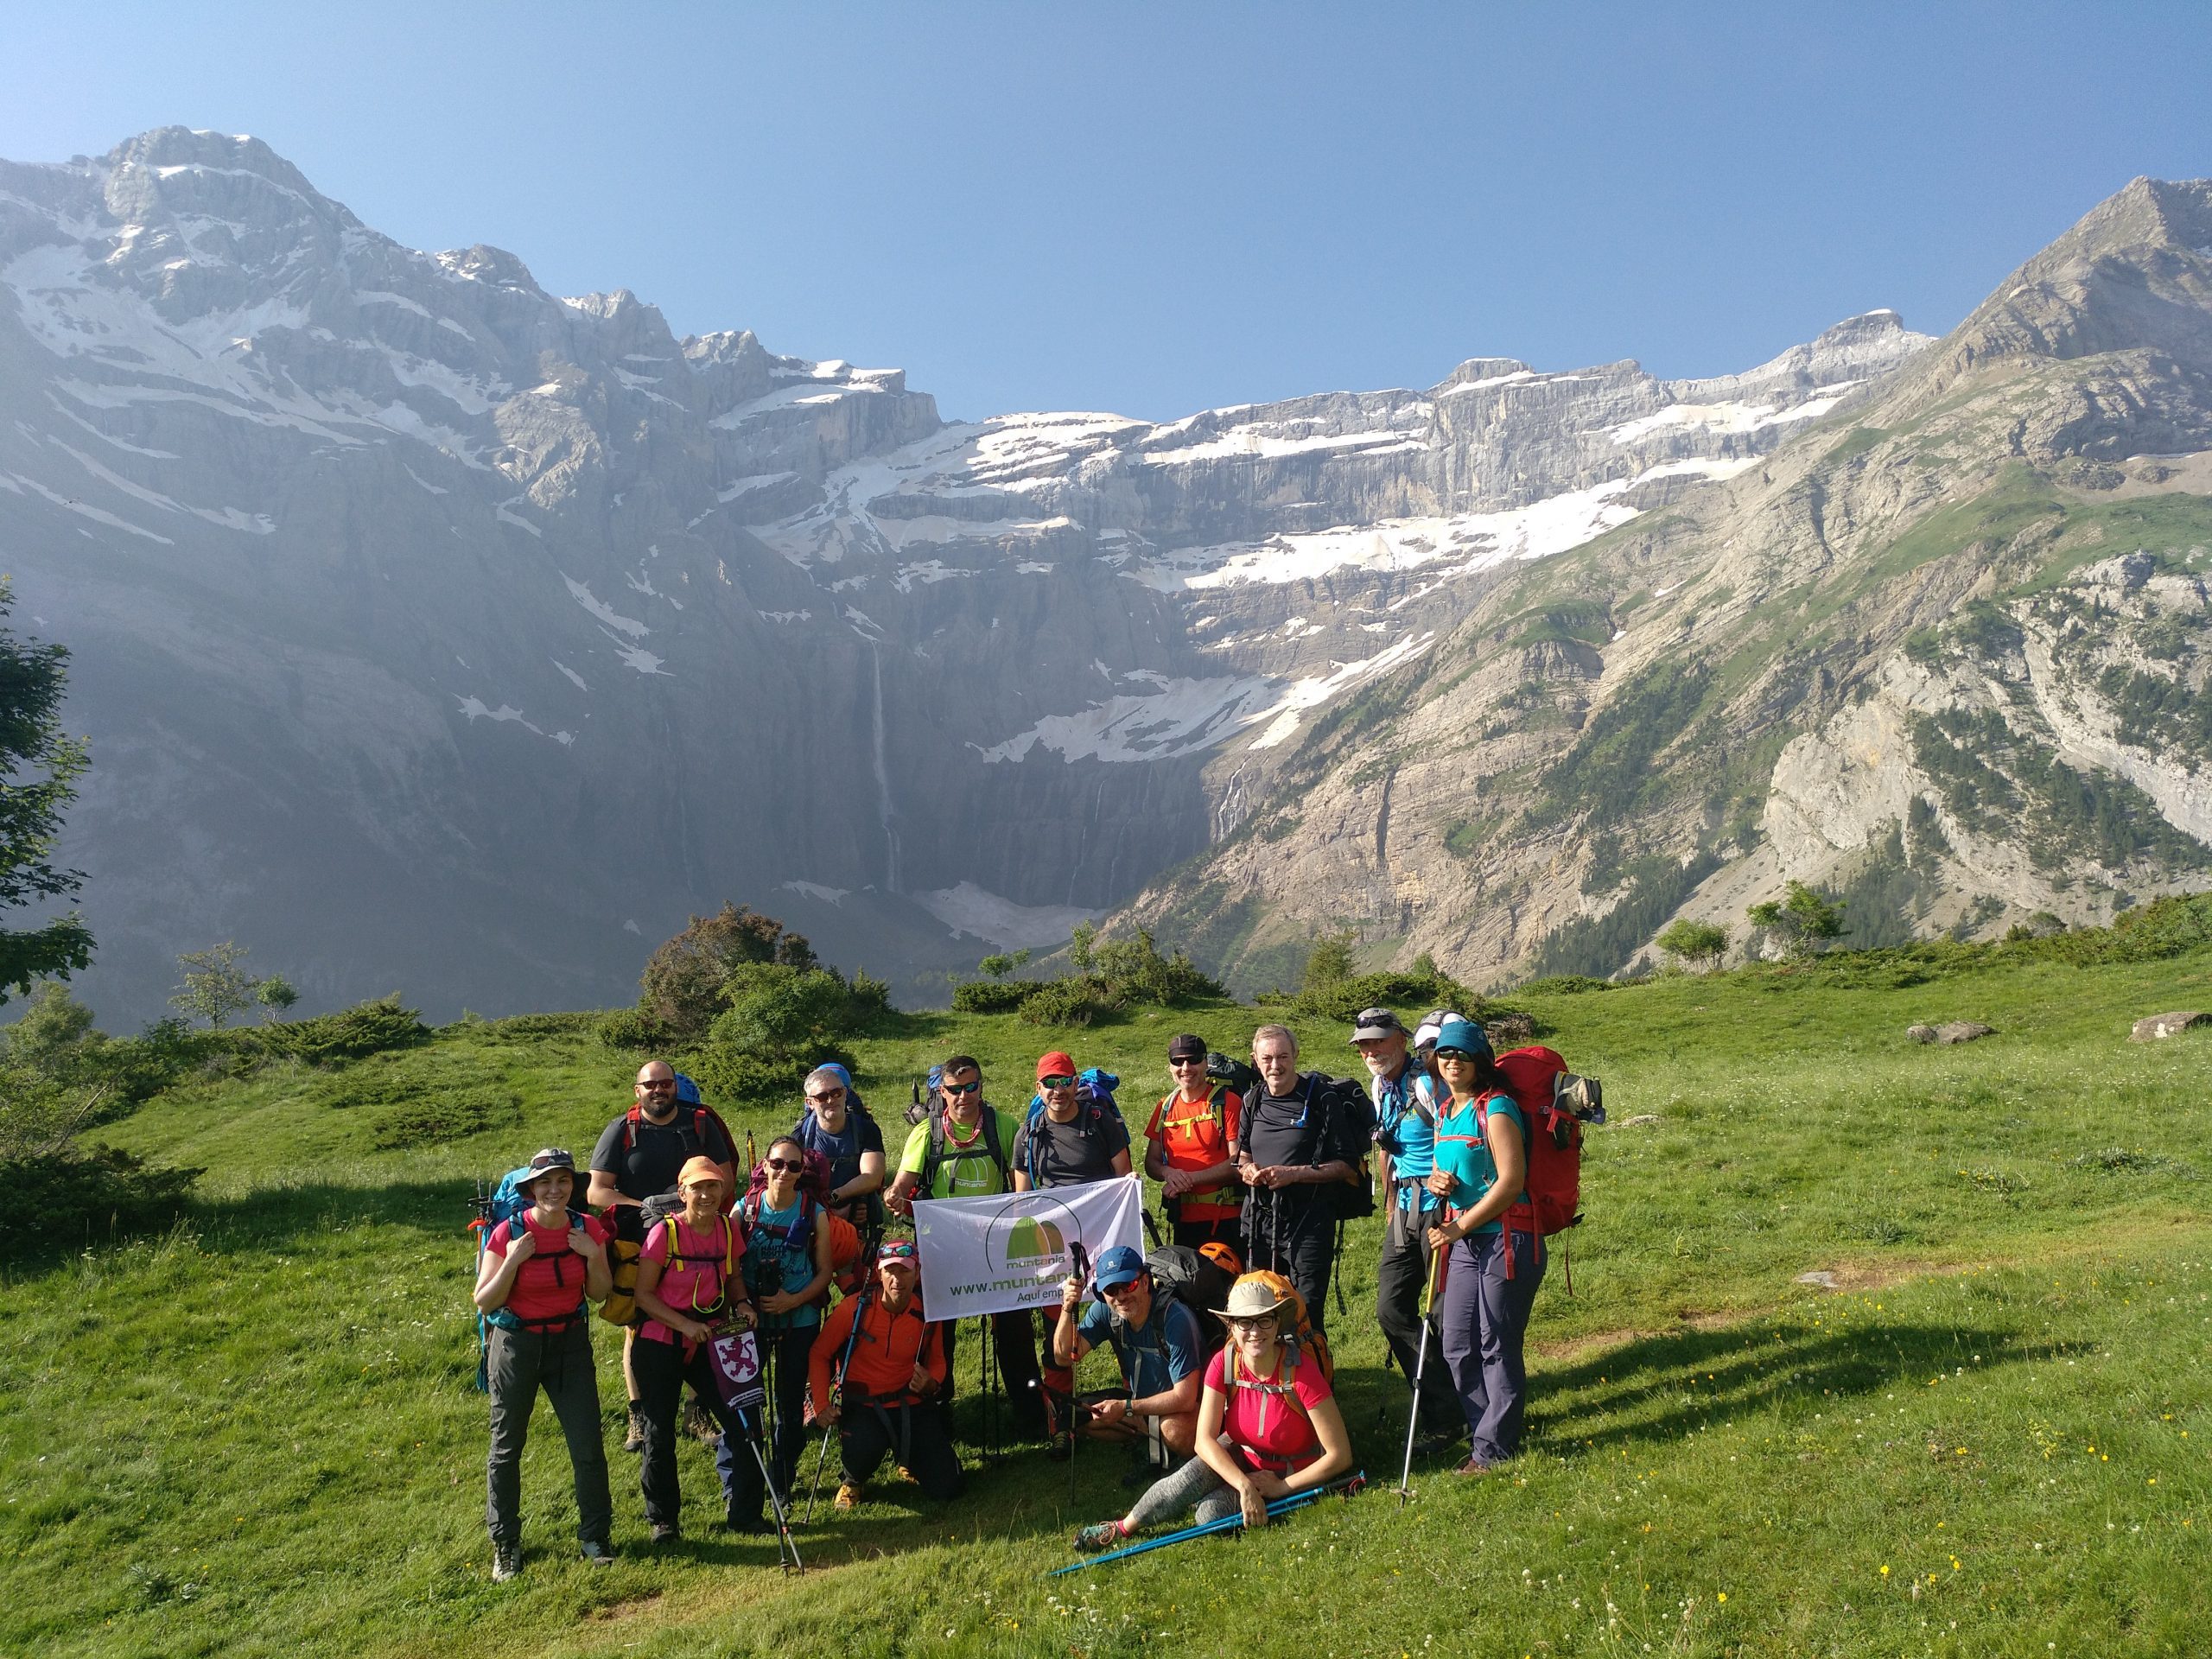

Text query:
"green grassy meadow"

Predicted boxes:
[[3, 947, 2209, 1657]]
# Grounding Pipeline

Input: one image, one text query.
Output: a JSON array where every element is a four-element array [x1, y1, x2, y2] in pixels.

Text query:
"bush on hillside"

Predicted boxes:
[[1090, 930, 1223, 1005], [596, 1007, 670, 1050], [257, 995, 429, 1066], [639, 904, 817, 1042], [1017, 978, 1112, 1027], [0, 1145, 200, 1263], [952, 980, 1039, 1014], [369, 1088, 521, 1150], [1292, 951, 1482, 1024], [692, 960, 877, 1110]]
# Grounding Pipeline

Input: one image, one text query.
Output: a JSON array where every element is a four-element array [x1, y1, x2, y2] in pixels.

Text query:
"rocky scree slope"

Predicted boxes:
[[0, 129, 1922, 1019], [1115, 178, 2212, 993]]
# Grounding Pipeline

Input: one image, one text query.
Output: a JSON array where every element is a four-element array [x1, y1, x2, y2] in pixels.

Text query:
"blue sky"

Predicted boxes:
[[5, 3, 2211, 422]]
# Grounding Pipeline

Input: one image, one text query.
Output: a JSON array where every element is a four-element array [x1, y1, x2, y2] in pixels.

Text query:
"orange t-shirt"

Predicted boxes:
[[1145, 1087, 1243, 1219]]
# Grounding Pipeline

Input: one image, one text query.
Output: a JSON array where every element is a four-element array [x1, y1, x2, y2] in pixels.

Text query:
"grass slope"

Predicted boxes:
[[3, 950, 2209, 1658]]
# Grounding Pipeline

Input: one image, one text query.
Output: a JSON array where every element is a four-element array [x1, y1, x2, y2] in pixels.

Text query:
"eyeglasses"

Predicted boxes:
[[804, 1090, 844, 1104], [1039, 1075, 1076, 1090], [941, 1078, 982, 1096], [1225, 1314, 1279, 1333], [764, 1157, 803, 1173]]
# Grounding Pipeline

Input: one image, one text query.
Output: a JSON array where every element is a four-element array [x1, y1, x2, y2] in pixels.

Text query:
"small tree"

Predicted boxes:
[[1067, 921, 1097, 974], [639, 903, 817, 1042], [1656, 919, 1730, 973], [1302, 928, 1357, 991], [1747, 883, 1847, 958], [0, 583, 92, 1002], [170, 942, 261, 1029], [257, 975, 300, 1020], [977, 948, 1030, 981]]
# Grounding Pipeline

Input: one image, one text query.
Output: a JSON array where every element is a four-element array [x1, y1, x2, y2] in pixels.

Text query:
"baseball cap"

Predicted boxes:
[[1432, 1016, 1492, 1059], [1090, 1245, 1147, 1294], [1036, 1050, 1077, 1083], [1412, 1008, 1465, 1050], [1350, 1007, 1407, 1043], [1166, 1033, 1208, 1062]]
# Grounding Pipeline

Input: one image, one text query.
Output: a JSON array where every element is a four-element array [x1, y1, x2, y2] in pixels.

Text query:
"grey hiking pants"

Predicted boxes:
[[486, 1320, 613, 1552], [1436, 1228, 1544, 1465], [1376, 1194, 1459, 1435], [1125, 1452, 1241, 1530]]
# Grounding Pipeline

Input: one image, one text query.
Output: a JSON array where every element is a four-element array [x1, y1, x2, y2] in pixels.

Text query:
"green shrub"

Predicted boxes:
[[639, 904, 817, 1043], [1292, 956, 1481, 1023], [259, 995, 429, 1066], [369, 1089, 520, 1150], [690, 1040, 853, 1112], [952, 980, 1039, 1014], [469, 1012, 601, 1043], [1090, 930, 1222, 1006], [595, 1007, 668, 1050], [0, 1146, 200, 1262], [1019, 979, 1114, 1027]]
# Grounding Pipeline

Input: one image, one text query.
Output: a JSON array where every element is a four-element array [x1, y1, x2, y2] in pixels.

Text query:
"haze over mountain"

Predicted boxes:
[[3, 130, 2202, 1020]]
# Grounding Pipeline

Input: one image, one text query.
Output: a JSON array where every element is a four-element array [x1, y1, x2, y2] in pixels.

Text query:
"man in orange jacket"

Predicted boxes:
[[807, 1241, 963, 1508]]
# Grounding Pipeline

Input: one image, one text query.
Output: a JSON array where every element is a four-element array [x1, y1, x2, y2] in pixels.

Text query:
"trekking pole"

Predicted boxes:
[[1395, 1221, 1450, 1506], [1065, 1243, 1090, 1503], [805, 1275, 874, 1524], [1046, 1472, 1367, 1576], [741, 1409, 804, 1573]]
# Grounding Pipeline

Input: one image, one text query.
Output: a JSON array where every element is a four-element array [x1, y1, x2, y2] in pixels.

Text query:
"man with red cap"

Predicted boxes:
[[1012, 1051, 1132, 1455]]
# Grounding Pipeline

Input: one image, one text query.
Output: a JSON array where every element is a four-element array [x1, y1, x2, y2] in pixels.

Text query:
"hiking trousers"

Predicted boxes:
[[1126, 1452, 1242, 1529], [944, 1308, 1049, 1433], [839, 1398, 965, 1501], [485, 1321, 613, 1553], [1376, 1197, 1459, 1435], [632, 1332, 749, 1530], [713, 1324, 814, 1521], [1249, 1195, 1336, 1335], [1437, 1228, 1544, 1465]]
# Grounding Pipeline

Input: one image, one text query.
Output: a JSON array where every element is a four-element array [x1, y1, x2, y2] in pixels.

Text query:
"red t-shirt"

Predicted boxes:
[[1205, 1345, 1332, 1472], [638, 1214, 746, 1345], [1145, 1088, 1243, 1220], [487, 1211, 612, 1324]]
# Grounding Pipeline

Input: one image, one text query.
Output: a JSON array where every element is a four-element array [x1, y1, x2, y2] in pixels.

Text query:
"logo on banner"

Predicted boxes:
[[984, 1195, 1082, 1274]]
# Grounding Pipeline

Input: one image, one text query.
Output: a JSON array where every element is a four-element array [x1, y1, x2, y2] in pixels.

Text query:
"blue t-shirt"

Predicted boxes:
[[1374, 1063, 1441, 1211], [1432, 1091, 1525, 1235], [741, 1194, 823, 1330], [1076, 1294, 1205, 1402]]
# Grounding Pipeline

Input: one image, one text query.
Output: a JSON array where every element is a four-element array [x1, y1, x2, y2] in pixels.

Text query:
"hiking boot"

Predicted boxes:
[[623, 1402, 646, 1452], [683, 1393, 721, 1445], [1452, 1456, 1493, 1478], [649, 1522, 681, 1545], [1045, 1429, 1076, 1463], [834, 1481, 864, 1511], [579, 1539, 618, 1566], [1072, 1521, 1128, 1554], [490, 1544, 522, 1582]]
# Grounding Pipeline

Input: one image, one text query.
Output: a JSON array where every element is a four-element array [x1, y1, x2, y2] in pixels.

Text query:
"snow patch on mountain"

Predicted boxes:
[[911, 880, 1101, 948]]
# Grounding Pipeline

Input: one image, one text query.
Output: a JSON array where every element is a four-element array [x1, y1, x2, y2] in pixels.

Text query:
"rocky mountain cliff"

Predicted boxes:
[[1117, 178, 2212, 991], [0, 129, 1943, 1020]]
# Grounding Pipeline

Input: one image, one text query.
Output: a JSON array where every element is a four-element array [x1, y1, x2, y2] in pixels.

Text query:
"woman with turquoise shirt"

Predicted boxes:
[[730, 1135, 834, 1525], [1422, 1016, 1541, 1474]]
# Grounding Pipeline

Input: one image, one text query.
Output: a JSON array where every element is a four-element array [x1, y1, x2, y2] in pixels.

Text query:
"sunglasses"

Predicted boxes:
[[941, 1078, 982, 1096], [804, 1090, 844, 1104], [1435, 1047, 1478, 1062], [1100, 1278, 1146, 1298], [764, 1157, 803, 1173], [1168, 1054, 1207, 1066], [638, 1078, 675, 1090], [1039, 1074, 1077, 1090]]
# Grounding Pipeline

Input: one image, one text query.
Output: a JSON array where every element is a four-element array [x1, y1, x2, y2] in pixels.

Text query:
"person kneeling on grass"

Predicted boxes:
[[474, 1147, 617, 1580], [1071, 1274, 1351, 1552], [806, 1240, 963, 1510], [1050, 1244, 1204, 1467], [630, 1155, 759, 1543]]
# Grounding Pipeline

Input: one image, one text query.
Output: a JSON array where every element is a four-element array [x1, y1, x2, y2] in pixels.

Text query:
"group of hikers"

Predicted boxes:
[[472, 1005, 1588, 1580]]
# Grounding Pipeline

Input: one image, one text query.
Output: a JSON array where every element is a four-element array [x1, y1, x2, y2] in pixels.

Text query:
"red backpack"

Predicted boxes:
[[1484, 1047, 1603, 1285]]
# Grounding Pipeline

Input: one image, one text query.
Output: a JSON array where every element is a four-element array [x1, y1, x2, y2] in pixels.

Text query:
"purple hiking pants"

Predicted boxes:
[[1436, 1227, 1544, 1465]]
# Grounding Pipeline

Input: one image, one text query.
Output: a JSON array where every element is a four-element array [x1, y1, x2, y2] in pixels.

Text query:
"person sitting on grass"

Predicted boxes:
[[1050, 1244, 1205, 1466], [806, 1239, 963, 1510], [1071, 1273, 1351, 1552], [630, 1156, 758, 1543], [473, 1147, 616, 1580]]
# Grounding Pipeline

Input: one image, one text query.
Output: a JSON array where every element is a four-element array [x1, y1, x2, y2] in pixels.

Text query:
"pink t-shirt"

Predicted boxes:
[[638, 1213, 746, 1345], [486, 1211, 612, 1325], [1205, 1346, 1334, 1472]]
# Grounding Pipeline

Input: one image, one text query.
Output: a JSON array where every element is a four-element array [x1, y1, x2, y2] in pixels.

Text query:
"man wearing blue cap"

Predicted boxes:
[[1050, 1245, 1205, 1463]]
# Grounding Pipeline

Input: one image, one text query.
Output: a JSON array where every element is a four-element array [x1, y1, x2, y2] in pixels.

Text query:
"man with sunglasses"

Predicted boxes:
[[887, 1055, 1049, 1438], [1144, 1034, 1243, 1252], [589, 1061, 737, 1453], [1050, 1244, 1205, 1466], [791, 1065, 886, 1228]]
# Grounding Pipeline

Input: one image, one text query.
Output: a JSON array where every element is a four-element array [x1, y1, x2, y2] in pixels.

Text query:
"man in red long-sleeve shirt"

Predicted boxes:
[[807, 1241, 963, 1508]]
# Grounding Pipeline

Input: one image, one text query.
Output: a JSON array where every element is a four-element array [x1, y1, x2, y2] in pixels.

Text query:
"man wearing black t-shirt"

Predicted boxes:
[[588, 1060, 735, 1448], [1010, 1051, 1133, 1454], [1238, 1024, 1357, 1333]]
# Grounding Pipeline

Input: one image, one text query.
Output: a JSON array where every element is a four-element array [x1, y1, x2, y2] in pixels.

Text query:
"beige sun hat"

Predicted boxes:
[[1209, 1274, 1294, 1325]]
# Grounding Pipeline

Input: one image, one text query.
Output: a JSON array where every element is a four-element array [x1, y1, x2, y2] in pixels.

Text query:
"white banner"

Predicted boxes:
[[912, 1173, 1145, 1320]]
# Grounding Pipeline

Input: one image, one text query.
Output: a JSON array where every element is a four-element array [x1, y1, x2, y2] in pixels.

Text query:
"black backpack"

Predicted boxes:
[[1133, 1243, 1236, 1357], [1300, 1072, 1376, 1221]]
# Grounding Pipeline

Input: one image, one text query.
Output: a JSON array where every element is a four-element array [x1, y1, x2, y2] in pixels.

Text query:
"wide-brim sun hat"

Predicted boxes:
[[1210, 1275, 1294, 1325], [521, 1147, 575, 1192], [1349, 1007, 1406, 1043]]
